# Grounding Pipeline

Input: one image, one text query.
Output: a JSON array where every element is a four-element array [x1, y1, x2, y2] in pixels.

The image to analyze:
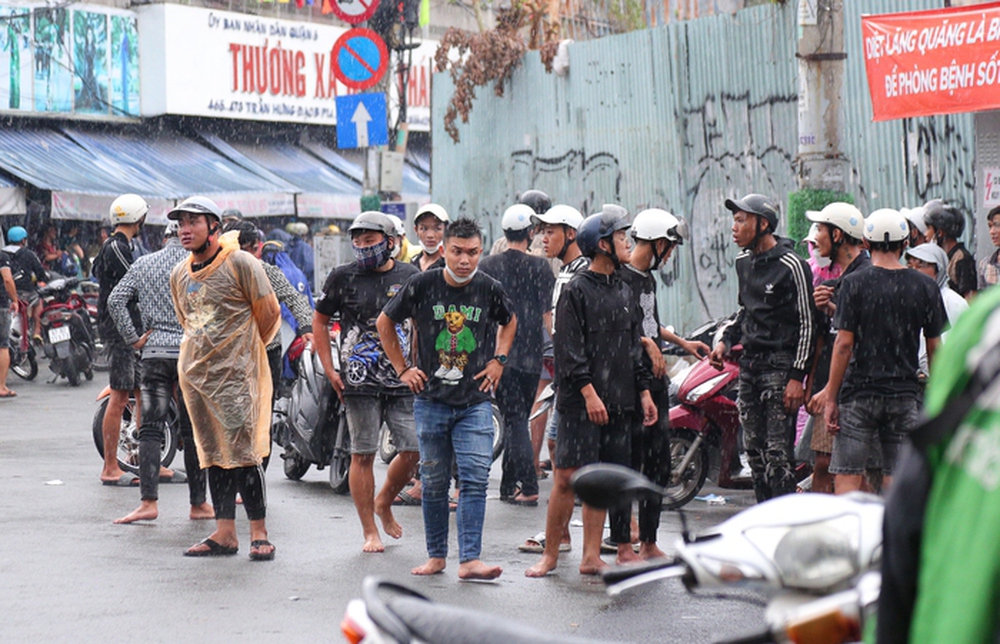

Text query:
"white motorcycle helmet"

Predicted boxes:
[[501, 204, 535, 231], [631, 208, 689, 245], [807, 202, 865, 241], [531, 204, 584, 230], [109, 194, 149, 226], [864, 208, 909, 243], [386, 213, 406, 259]]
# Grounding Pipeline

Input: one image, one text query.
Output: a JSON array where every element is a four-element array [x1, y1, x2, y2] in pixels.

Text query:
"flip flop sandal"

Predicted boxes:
[[508, 495, 539, 507], [249, 539, 276, 561], [102, 473, 140, 487], [160, 470, 188, 484], [518, 531, 571, 553], [393, 490, 422, 506], [184, 538, 238, 557]]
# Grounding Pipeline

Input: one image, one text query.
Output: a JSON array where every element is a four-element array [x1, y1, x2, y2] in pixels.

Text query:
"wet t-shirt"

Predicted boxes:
[[382, 268, 514, 408], [316, 260, 418, 396], [618, 264, 667, 392], [834, 266, 946, 402], [479, 249, 555, 374], [0, 250, 9, 307]]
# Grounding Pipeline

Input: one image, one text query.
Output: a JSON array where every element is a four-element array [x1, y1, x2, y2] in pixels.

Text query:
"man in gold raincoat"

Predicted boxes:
[[168, 196, 281, 561]]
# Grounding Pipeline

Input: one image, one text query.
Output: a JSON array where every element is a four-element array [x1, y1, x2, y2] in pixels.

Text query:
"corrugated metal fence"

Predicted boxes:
[[431, 0, 974, 333]]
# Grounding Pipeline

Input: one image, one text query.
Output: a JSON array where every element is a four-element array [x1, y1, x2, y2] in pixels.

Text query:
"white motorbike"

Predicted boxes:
[[341, 464, 883, 644]]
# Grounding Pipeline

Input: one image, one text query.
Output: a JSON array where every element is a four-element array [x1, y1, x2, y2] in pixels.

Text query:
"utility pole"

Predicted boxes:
[[795, 0, 847, 193]]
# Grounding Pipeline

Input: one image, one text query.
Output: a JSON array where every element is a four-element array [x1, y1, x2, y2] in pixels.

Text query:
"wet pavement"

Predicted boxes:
[[0, 368, 764, 643]]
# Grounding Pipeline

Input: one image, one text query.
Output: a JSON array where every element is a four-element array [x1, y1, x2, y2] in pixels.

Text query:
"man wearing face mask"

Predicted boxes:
[[313, 212, 420, 553], [411, 203, 449, 272], [802, 203, 870, 494]]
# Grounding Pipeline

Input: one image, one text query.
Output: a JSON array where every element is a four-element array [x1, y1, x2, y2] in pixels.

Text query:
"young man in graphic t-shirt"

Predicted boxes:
[[314, 212, 420, 554], [378, 218, 517, 581]]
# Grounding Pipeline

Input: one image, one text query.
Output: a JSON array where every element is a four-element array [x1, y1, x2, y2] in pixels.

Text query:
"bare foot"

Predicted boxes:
[[374, 500, 403, 539], [190, 503, 215, 520], [411, 557, 447, 575], [525, 554, 558, 578], [363, 533, 386, 553], [579, 557, 610, 576], [159, 466, 174, 478], [459, 559, 502, 580], [114, 501, 158, 524], [615, 545, 642, 566], [639, 542, 667, 561]]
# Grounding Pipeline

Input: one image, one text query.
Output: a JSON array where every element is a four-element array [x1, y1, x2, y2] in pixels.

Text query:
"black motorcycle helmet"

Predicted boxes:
[[518, 190, 553, 216], [576, 205, 630, 263], [923, 199, 966, 240]]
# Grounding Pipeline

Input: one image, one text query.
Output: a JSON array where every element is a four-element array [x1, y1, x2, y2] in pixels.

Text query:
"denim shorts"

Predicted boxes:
[[344, 394, 418, 455], [830, 396, 919, 475], [106, 338, 141, 391], [0, 308, 10, 350]]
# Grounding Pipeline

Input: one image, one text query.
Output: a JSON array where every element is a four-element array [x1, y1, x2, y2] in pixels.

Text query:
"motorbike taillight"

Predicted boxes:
[[340, 615, 366, 644]]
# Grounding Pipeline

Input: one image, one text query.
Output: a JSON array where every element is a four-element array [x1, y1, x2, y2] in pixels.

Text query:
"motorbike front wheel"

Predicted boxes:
[[91, 397, 178, 474], [10, 348, 37, 381], [663, 429, 710, 510], [282, 446, 311, 480], [328, 412, 351, 494]]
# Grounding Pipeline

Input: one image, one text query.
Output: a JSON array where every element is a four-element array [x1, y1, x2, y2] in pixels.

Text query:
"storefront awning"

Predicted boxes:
[[202, 133, 363, 219], [0, 173, 26, 216], [62, 127, 295, 220]]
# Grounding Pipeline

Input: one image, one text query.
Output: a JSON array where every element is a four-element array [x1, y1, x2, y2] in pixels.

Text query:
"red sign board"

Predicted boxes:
[[862, 2, 1000, 121], [329, 0, 380, 25]]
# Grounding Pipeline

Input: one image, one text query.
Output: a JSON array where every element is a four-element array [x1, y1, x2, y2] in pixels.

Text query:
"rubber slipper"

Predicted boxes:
[[249, 539, 276, 561], [508, 494, 539, 507], [449, 495, 458, 512], [393, 490, 422, 506], [160, 470, 188, 484], [0, 390, 17, 398], [102, 473, 140, 487], [518, 531, 571, 553], [539, 459, 552, 471], [184, 538, 238, 557]]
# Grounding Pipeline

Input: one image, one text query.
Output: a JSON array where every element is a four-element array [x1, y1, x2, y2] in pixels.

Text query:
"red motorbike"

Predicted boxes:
[[37, 277, 95, 386], [665, 346, 752, 509], [9, 296, 37, 380]]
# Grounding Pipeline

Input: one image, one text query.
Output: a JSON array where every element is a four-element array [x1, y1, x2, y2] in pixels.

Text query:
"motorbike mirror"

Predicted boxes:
[[571, 464, 668, 509]]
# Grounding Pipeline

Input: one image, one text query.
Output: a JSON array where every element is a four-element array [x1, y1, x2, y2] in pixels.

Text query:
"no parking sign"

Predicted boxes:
[[332, 28, 389, 91], [329, 0, 380, 24]]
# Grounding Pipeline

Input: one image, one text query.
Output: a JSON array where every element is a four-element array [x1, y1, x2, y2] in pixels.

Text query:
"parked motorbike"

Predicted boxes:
[[276, 338, 348, 492], [378, 403, 505, 465], [91, 386, 180, 474], [9, 296, 37, 380], [578, 464, 882, 644], [340, 464, 882, 644], [37, 277, 94, 386], [78, 279, 107, 371]]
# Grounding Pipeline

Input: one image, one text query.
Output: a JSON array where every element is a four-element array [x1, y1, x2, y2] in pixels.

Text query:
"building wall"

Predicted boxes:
[[431, 0, 977, 333]]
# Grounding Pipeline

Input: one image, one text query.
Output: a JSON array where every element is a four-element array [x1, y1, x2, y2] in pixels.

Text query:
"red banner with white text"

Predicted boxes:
[[862, 2, 1000, 121]]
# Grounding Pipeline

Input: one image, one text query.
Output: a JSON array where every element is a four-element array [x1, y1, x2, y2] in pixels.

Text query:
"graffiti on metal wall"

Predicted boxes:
[[901, 115, 976, 222], [678, 90, 798, 319]]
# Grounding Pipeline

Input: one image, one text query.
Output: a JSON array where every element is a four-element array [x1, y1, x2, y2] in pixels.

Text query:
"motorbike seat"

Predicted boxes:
[[386, 596, 607, 644]]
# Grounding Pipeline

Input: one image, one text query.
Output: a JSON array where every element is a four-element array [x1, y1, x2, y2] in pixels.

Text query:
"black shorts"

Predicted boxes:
[[106, 339, 141, 391], [554, 407, 633, 470]]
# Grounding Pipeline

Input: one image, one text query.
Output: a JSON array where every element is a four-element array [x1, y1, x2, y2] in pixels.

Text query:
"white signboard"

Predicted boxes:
[[389, 39, 435, 132], [139, 4, 354, 125], [984, 167, 1000, 207]]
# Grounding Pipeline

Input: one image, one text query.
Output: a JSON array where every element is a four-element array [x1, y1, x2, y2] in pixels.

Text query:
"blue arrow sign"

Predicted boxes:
[[336, 93, 388, 149]]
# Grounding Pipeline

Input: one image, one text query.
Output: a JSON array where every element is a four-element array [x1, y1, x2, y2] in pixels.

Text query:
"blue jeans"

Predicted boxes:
[[413, 398, 494, 562]]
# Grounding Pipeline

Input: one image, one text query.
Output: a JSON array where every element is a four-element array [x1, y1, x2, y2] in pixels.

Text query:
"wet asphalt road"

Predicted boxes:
[[0, 368, 765, 643]]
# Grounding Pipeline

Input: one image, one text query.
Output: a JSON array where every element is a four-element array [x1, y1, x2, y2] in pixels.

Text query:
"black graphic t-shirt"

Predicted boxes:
[[479, 250, 555, 374], [834, 266, 946, 402], [382, 268, 514, 408], [618, 264, 667, 392], [316, 260, 419, 396]]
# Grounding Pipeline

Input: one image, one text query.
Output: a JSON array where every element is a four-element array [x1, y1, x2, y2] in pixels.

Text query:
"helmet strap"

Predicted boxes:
[[557, 225, 573, 260], [193, 223, 220, 255]]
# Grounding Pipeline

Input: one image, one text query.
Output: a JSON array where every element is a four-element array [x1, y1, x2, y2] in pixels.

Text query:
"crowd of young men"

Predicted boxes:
[[91, 188, 991, 581]]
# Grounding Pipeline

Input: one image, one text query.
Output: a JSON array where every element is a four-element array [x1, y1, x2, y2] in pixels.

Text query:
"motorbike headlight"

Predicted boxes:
[[744, 515, 861, 591], [693, 554, 766, 584], [683, 372, 729, 404]]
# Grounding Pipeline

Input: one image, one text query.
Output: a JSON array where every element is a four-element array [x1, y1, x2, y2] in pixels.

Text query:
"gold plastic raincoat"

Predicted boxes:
[[170, 233, 281, 469]]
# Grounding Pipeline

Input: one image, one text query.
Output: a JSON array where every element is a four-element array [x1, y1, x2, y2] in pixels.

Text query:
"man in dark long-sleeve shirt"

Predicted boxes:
[[526, 206, 657, 578], [710, 194, 816, 503]]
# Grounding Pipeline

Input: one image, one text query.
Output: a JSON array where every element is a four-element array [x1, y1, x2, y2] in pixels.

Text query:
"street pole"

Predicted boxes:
[[796, 0, 847, 193]]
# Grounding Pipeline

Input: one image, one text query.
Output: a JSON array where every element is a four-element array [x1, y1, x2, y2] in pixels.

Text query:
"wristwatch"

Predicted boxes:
[[492, 354, 508, 366]]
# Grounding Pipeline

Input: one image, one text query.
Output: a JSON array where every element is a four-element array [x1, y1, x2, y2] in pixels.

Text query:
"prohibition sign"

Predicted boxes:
[[329, 0, 380, 25], [332, 28, 389, 91]]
